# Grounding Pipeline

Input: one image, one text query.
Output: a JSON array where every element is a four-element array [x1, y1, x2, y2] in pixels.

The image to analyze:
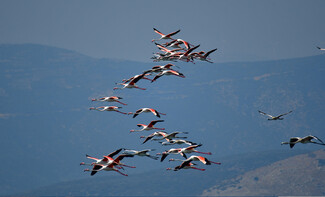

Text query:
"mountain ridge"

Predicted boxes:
[[0, 44, 325, 195]]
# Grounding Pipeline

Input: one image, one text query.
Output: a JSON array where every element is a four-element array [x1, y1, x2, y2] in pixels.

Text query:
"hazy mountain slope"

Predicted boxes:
[[0, 44, 325, 195], [202, 149, 325, 196], [20, 149, 311, 196]]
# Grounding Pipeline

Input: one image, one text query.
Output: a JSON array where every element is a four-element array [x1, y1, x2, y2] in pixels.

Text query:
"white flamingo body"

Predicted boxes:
[[161, 139, 196, 146], [167, 162, 205, 171], [130, 120, 165, 132], [123, 149, 159, 160], [140, 131, 168, 144], [258, 110, 292, 120], [152, 28, 180, 42], [152, 70, 185, 82], [114, 73, 147, 90], [129, 108, 166, 118], [84, 163, 128, 176], [281, 135, 325, 148], [91, 96, 127, 105], [89, 106, 127, 114]]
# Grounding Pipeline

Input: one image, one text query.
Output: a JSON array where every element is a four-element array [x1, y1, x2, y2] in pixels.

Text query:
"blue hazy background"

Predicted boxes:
[[0, 0, 325, 196], [1, 0, 325, 62]]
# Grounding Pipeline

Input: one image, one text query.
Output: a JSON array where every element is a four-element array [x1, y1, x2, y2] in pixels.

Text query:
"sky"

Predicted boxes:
[[0, 0, 325, 63]]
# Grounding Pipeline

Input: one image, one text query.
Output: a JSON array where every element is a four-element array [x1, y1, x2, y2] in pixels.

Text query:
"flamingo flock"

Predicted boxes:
[[151, 28, 218, 63], [81, 28, 325, 176], [81, 28, 221, 176]]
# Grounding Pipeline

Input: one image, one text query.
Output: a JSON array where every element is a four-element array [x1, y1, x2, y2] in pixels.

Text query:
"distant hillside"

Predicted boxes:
[[1, 44, 325, 195], [203, 149, 325, 196]]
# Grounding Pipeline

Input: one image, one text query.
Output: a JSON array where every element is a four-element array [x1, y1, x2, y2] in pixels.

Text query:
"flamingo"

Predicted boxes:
[[81, 154, 135, 169], [113, 73, 147, 90], [160, 139, 197, 146], [155, 131, 189, 141], [123, 149, 159, 160], [130, 120, 165, 132], [80, 148, 124, 166], [152, 28, 180, 42], [91, 96, 127, 105], [192, 48, 218, 63], [81, 149, 135, 175], [158, 144, 212, 161], [89, 106, 127, 114], [151, 70, 185, 82], [170, 155, 221, 165], [84, 163, 128, 176], [128, 108, 166, 118], [173, 39, 192, 50], [154, 42, 184, 56], [161, 40, 185, 50], [168, 44, 200, 62], [157, 148, 184, 162], [121, 73, 153, 83], [143, 63, 179, 74], [166, 162, 205, 171], [140, 131, 168, 144], [258, 110, 292, 120], [281, 135, 325, 148], [180, 144, 212, 157]]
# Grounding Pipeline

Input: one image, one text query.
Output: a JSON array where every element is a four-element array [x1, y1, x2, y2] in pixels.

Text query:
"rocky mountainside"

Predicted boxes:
[[203, 149, 325, 196]]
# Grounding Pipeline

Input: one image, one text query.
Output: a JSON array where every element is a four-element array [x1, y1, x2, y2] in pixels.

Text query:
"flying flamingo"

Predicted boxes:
[[130, 120, 165, 132], [180, 144, 212, 156], [192, 48, 218, 63], [155, 131, 189, 141], [167, 156, 220, 171], [158, 144, 212, 162], [84, 163, 128, 176], [128, 108, 166, 118], [151, 70, 185, 82], [121, 73, 153, 83], [174, 44, 201, 62], [91, 96, 127, 105], [122, 149, 159, 160], [140, 131, 168, 144], [157, 148, 184, 162], [166, 162, 205, 171], [152, 28, 180, 42], [143, 63, 179, 74], [160, 139, 197, 146], [81, 149, 135, 175], [281, 135, 325, 148], [80, 148, 124, 166], [113, 73, 148, 90], [258, 110, 292, 120], [170, 155, 221, 165], [89, 106, 127, 114]]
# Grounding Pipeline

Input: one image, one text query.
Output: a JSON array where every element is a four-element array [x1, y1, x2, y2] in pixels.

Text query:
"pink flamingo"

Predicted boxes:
[[130, 120, 165, 132], [89, 106, 127, 115], [91, 96, 127, 105]]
